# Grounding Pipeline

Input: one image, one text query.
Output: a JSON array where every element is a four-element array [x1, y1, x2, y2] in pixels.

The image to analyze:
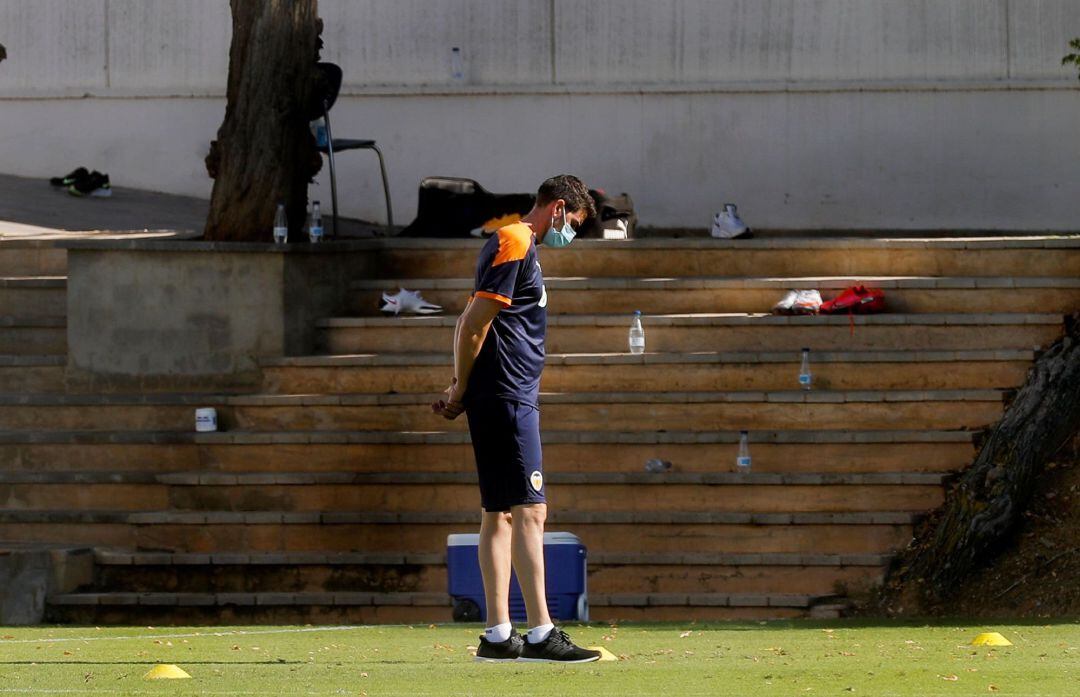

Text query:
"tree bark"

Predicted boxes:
[[204, 0, 321, 241], [885, 313, 1080, 605]]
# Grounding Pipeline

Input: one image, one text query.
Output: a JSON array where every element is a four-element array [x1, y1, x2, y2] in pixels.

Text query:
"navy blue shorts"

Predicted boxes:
[[465, 398, 546, 512]]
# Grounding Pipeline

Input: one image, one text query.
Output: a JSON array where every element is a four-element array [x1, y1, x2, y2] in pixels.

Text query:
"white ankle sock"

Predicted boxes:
[[526, 623, 554, 644], [484, 622, 513, 643]]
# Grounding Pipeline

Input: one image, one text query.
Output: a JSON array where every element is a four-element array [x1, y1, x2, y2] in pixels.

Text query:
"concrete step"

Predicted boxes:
[[0, 355, 66, 392], [43, 590, 824, 623], [0, 471, 946, 514], [45, 591, 452, 625], [0, 316, 66, 354], [92, 550, 447, 594], [262, 349, 1034, 394], [0, 276, 67, 316], [587, 593, 824, 621], [0, 390, 1006, 431], [350, 276, 1080, 315], [0, 242, 67, 276], [89, 549, 887, 596], [0, 429, 977, 474], [365, 237, 1080, 279], [0, 509, 915, 554], [317, 312, 1064, 354]]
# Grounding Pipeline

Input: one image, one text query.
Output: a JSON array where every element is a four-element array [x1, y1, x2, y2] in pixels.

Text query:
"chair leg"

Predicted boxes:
[[369, 144, 394, 234], [323, 106, 340, 238]]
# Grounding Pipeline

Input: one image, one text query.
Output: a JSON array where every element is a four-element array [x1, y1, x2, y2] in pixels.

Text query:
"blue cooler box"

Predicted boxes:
[[447, 531, 588, 623]]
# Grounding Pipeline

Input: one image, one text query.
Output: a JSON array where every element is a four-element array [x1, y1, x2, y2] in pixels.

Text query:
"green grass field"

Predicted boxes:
[[0, 620, 1076, 696]]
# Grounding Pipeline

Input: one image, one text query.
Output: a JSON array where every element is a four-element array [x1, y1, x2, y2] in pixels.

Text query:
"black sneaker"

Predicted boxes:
[[67, 171, 111, 198], [475, 630, 524, 663], [49, 167, 89, 187], [519, 628, 601, 663]]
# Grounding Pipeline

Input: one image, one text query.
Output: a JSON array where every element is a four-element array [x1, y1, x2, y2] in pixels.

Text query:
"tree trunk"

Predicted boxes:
[[204, 0, 321, 242], [885, 313, 1080, 605]]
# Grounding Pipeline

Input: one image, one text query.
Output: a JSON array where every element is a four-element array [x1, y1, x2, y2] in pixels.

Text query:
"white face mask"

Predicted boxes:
[[542, 206, 577, 248]]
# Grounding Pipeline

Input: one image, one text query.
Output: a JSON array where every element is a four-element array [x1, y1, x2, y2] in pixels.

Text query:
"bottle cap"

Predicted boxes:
[[802, 347, 810, 352], [634, 310, 642, 315], [739, 430, 748, 435]]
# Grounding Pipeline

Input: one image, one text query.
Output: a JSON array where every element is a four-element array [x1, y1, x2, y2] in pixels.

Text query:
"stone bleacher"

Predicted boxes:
[[1, 234, 1078, 624]]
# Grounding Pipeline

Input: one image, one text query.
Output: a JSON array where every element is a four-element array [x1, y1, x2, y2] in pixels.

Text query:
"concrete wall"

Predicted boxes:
[[64, 240, 377, 385], [1, 1, 1078, 230]]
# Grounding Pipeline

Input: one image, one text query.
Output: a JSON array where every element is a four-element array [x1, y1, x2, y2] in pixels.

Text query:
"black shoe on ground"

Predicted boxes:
[[475, 630, 524, 662], [519, 628, 601, 663], [49, 167, 89, 187], [67, 171, 111, 198]]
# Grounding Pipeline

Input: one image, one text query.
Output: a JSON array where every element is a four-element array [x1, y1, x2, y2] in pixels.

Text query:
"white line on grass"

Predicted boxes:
[[0, 624, 424, 644], [0, 687, 330, 691]]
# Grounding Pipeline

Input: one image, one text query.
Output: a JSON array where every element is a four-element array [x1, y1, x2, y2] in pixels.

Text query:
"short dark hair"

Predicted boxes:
[[537, 174, 595, 219]]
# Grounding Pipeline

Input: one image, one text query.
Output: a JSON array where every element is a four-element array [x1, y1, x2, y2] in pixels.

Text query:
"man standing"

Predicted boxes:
[[433, 175, 600, 663]]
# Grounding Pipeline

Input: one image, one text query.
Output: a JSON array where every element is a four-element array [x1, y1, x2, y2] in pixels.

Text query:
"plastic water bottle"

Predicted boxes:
[[799, 347, 812, 390], [310, 117, 328, 148], [629, 310, 645, 354], [308, 201, 324, 243], [736, 431, 751, 473], [450, 47, 464, 82], [273, 203, 288, 245]]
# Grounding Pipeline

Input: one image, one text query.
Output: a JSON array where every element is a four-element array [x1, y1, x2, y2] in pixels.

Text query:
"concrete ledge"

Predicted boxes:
[[55, 235, 1080, 253], [0, 510, 917, 526], [318, 311, 1066, 328], [0, 470, 945, 486], [351, 275, 1080, 291], [591, 593, 817, 608], [47, 591, 449, 607], [94, 551, 445, 566], [263, 348, 1035, 368], [0, 428, 977, 445], [90, 550, 887, 567], [0, 388, 1005, 406], [64, 241, 380, 387], [0, 546, 93, 624]]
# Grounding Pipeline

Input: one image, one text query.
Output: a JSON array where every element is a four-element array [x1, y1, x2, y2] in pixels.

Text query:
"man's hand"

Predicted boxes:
[[431, 377, 466, 420]]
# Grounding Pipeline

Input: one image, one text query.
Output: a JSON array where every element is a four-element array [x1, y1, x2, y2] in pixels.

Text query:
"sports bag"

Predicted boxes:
[[578, 190, 637, 239], [819, 285, 886, 314]]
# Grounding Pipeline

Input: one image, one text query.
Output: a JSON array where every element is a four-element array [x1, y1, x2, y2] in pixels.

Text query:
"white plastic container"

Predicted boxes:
[[195, 408, 218, 432]]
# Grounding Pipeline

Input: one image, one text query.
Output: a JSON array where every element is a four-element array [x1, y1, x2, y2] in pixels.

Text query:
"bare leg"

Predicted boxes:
[[510, 503, 552, 628], [478, 510, 513, 626]]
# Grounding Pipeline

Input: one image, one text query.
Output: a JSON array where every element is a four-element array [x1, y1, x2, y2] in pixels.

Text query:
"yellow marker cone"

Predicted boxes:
[[588, 646, 619, 662], [143, 664, 192, 680], [971, 632, 1013, 647]]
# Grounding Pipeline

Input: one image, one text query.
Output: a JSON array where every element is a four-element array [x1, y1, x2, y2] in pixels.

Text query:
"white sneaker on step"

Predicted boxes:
[[710, 203, 750, 239], [379, 288, 443, 315]]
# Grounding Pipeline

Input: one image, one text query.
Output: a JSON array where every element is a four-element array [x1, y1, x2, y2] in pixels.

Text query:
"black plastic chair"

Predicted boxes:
[[309, 62, 394, 235]]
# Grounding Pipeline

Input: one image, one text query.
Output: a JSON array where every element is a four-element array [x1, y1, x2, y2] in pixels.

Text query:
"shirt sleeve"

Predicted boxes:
[[474, 228, 529, 307]]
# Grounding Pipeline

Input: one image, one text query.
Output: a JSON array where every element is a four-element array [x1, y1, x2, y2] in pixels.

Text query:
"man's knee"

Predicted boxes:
[[512, 503, 547, 527]]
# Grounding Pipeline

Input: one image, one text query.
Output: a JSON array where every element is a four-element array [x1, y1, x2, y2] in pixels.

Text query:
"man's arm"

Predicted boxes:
[[434, 296, 504, 419]]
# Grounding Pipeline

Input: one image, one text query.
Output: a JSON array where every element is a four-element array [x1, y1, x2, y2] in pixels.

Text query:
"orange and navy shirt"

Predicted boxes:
[[466, 223, 547, 408]]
